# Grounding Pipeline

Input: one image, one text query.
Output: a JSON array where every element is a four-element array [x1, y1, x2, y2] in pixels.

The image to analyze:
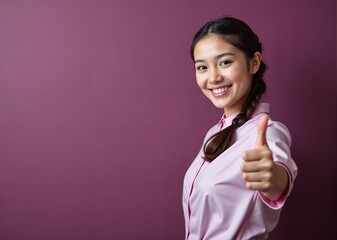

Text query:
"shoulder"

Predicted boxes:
[[240, 113, 292, 146], [265, 117, 292, 147]]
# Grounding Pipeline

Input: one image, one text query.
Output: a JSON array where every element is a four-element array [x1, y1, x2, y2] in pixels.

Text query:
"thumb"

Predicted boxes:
[[256, 114, 269, 147]]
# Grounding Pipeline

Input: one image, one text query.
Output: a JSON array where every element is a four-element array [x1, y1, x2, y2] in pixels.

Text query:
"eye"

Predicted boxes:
[[196, 65, 207, 71], [219, 60, 232, 66]]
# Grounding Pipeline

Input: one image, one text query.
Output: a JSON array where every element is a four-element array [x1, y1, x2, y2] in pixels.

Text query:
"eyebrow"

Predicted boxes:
[[194, 52, 235, 63]]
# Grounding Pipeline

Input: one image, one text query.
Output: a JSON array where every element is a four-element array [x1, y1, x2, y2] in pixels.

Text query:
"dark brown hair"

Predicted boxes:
[[191, 17, 267, 162]]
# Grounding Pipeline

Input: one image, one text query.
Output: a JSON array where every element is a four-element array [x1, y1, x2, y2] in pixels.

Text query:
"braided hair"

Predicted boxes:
[[190, 17, 267, 162]]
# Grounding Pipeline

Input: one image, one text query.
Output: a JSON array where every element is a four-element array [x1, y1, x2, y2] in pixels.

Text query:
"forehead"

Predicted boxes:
[[194, 34, 242, 60]]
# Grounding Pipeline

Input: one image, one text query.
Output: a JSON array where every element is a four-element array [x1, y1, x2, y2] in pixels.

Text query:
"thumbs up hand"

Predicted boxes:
[[241, 114, 288, 201], [255, 114, 269, 148]]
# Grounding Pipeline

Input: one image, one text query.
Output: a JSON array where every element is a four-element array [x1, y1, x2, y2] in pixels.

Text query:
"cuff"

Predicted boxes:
[[258, 162, 293, 210]]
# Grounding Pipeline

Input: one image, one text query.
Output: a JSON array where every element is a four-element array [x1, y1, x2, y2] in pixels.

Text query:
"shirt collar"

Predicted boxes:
[[217, 103, 270, 130], [217, 111, 239, 130]]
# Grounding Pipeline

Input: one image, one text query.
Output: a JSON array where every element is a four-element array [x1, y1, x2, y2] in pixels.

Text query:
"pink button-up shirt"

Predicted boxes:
[[182, 103, 298, 240]]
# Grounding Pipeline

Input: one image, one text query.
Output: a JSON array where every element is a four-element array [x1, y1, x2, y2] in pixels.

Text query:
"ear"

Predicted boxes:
[[250, 52, 262, 74]]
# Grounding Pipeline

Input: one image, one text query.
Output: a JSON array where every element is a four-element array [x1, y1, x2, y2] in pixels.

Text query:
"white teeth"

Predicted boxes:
[[213, 88, 225, 94], [212, 86, 230, 94]]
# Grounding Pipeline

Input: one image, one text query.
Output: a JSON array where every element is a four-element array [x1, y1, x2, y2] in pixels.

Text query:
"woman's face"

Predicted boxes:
[[193, 34, 260, 117]]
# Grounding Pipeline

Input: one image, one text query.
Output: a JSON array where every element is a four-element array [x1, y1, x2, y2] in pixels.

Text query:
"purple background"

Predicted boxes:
[[0, 1, 336, 239]]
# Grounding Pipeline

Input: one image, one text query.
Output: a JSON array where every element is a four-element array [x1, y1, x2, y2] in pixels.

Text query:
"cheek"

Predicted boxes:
[[226, 68, 245, 83], [231, 73, 252, 90], [196, 75, 207, 89]]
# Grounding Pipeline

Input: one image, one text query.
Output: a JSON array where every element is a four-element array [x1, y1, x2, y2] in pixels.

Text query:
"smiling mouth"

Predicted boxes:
[[211, 85, 232, 94]]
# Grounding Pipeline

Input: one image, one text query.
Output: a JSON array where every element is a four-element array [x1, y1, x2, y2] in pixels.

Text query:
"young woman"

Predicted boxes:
[[182, 17, 298, 239]]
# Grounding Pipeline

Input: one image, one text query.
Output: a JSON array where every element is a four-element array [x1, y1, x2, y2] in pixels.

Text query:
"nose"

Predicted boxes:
[[209, 67, 223, 84]]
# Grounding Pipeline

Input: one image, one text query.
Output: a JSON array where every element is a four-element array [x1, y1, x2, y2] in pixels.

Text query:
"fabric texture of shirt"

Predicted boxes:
[[182, 103, 298, 240]]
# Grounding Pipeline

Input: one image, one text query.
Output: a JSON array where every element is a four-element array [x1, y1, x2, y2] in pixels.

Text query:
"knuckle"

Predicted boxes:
[[240, 163, 246, 171], [246, 183, 252, 189], [261, 147, 272, 158], [264, 172, 272, 181], [264, 161, 273, 171]]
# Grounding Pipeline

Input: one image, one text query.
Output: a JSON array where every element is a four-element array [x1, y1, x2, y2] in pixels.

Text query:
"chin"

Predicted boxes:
[[211, 102, 227, 109]]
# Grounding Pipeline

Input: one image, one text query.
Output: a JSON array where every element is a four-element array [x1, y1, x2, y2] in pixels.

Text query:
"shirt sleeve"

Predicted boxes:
[[258, 120, 298, 210]]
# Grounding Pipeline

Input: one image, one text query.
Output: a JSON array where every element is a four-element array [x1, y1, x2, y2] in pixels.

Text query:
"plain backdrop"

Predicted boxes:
[[0, 0, 336, 239]]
